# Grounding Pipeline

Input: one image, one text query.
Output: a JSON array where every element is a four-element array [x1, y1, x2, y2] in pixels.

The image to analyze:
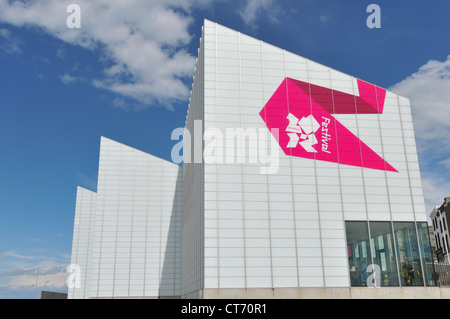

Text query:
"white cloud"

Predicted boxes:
[[0, 0, 284, 109], [0, 0, 214, 109], [389, 55, 450, 156], [390, 55, 450, 212]]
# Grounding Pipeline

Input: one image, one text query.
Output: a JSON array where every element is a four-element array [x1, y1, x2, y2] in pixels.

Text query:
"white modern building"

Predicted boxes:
[[68, 20, 439, 299], [68, 137, 182, 299]]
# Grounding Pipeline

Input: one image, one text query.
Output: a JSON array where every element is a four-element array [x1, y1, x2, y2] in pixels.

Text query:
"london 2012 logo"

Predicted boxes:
[[260, 77, 397, 172]]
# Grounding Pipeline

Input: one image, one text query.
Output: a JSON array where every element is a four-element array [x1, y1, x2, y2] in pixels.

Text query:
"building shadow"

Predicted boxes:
[[158, 167, 183, 298]]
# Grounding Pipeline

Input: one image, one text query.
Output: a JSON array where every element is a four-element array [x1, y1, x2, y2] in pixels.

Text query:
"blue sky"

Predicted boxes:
[[0, 0, 449, 298]]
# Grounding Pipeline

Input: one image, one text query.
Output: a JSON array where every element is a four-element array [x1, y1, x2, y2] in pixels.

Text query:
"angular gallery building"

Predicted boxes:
[[68, 137, 182, 299], [68, 20, 438, 299]]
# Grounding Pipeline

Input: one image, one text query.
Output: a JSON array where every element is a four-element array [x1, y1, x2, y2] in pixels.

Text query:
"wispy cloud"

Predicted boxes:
[[0, 28, 21, 54], [438, 158, 450, 169], [75, 172, 97, 191], [0, 250, 70, 296], [319, 15, 329, 23], [59, 74, 77, 85], [239, 0, 284, 26], [6, 267, 69, 290], [0, 251, 34, 260], [56, 47, 66, 60]]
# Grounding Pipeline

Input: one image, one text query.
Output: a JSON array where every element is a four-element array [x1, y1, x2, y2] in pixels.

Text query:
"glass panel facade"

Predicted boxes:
[[417, 222, 437, 286], [369, 222, 399, 286], [346, 222, 372, 287], [393, 222, 423, 286], [346, 221, 436, 288]]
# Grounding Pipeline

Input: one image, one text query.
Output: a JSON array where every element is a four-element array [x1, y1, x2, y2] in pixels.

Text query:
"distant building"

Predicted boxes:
[[429, 225, 437, 262], [41, 291, 67, 299], [430, 197, 450, 262]]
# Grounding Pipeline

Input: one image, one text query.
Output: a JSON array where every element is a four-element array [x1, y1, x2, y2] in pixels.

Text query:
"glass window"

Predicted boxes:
[[346, 221, 372, 287], [394, 222, 424, 286], [442, 236, 446, 252], [369, 222, 399, 286], [417, 222, 437, 286]]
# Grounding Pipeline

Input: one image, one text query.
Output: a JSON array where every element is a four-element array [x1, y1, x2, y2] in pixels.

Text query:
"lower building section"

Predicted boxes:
[[201, 287, 449, 299]]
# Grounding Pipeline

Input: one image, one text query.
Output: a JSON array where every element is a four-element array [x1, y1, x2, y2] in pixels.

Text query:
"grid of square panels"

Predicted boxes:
[[89, 137, 182, 298]]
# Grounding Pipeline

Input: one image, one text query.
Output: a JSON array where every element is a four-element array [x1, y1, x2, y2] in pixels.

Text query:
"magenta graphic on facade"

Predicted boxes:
[[260, 77, 398, 172]]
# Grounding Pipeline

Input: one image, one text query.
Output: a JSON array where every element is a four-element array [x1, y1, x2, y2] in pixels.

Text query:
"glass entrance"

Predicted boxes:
[[369, 222, 399, 286], [345, 221, 436, 287], [393, 222, 424, 286], [346, 221, 372, 287]]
